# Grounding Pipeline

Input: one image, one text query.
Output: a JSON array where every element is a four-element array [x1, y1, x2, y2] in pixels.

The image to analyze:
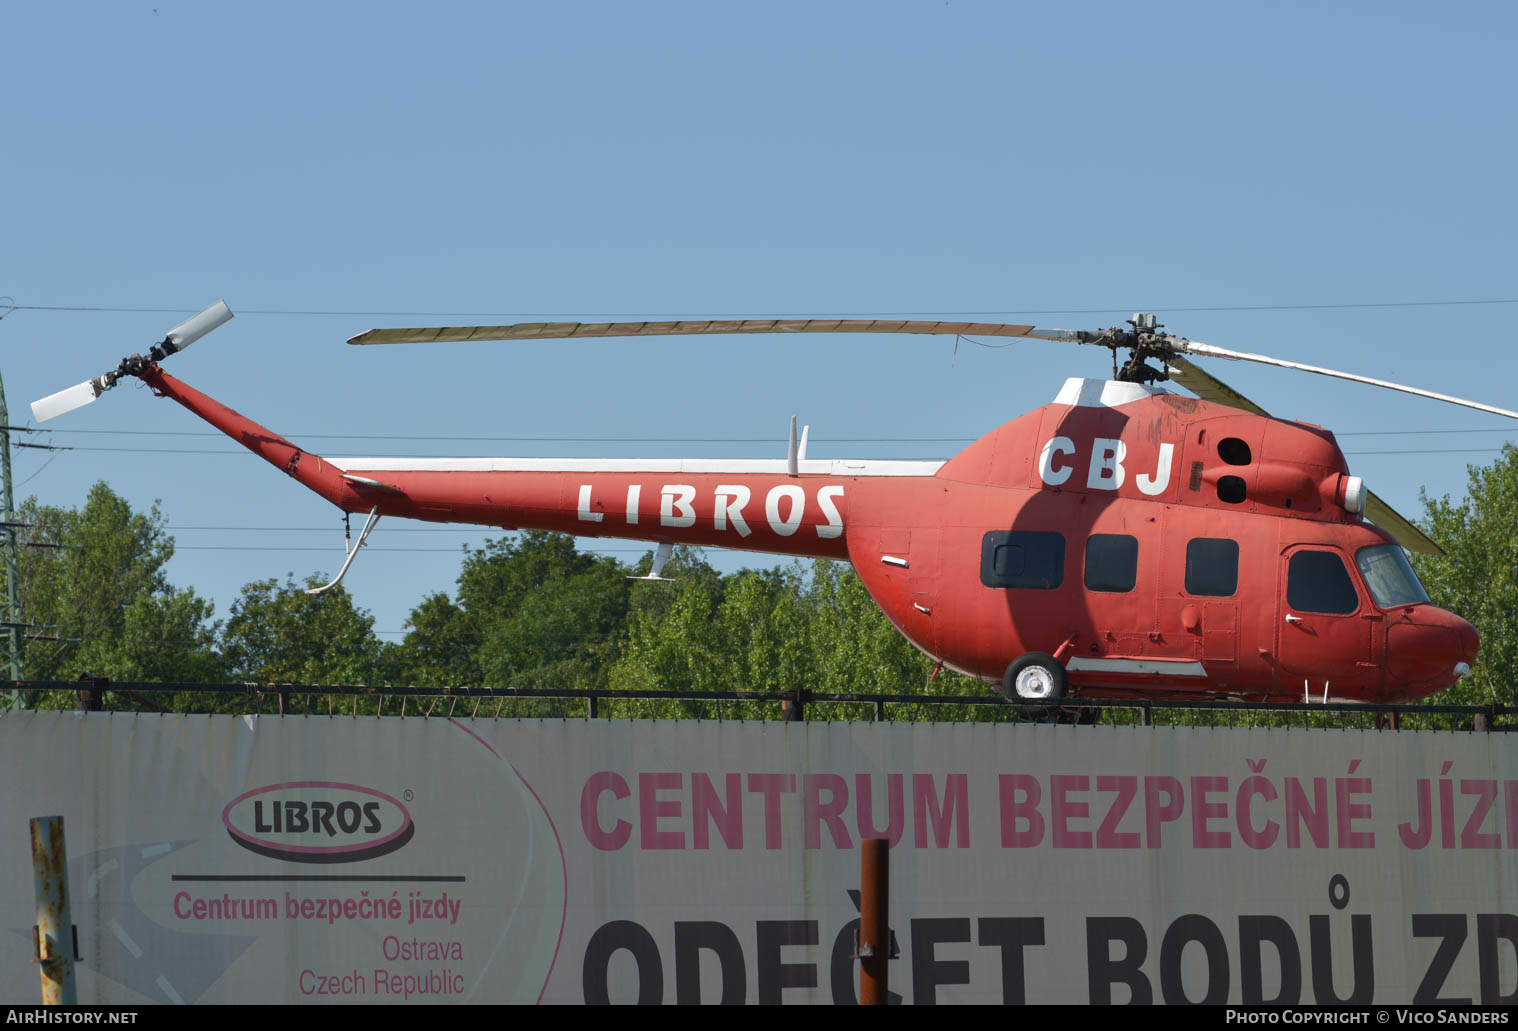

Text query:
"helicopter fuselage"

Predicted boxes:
[[142, 367, 1477, 704]]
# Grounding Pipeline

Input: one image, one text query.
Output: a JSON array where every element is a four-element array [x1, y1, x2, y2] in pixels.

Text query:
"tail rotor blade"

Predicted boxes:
[[164, 300, 233, 353], [28, 300, 234, 423], [31, 380, 103, 423]]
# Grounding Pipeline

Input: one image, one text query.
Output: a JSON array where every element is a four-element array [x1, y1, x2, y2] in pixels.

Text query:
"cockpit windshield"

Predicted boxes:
[[1355, 545, 1431, 608]]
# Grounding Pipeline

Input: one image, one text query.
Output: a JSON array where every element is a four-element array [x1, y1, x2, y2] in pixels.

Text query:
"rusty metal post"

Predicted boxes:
[[30, 815, 76, 1005], [781, 688, 805, 722], [859, 837, 889, 1005]]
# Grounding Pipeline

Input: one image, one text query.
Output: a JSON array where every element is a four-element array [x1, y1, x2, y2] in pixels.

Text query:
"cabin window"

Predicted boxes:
[[1355, 545, 1430, 608], [1287, 550, 1360, 614], [1217, 475, 1247, 504], [1084, 533, 1138, 593], [1218, 437, 1252, 465], [1185, 538, 1239, 597], [981, 531, 1065, 589]]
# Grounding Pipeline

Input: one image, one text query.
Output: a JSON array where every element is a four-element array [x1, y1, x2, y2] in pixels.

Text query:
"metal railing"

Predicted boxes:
[[1, 678, 1507, 730]]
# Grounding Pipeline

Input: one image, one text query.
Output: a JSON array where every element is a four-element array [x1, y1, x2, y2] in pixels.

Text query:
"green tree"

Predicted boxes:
[[609, 559, 999, 720], [390, 592, 481, 687], [221, 575, 382, 685], [1412, 443, 1518, 714], [17, 483, 221, 706], [801, 560, 995, 721], [385, 532, 636, 715]]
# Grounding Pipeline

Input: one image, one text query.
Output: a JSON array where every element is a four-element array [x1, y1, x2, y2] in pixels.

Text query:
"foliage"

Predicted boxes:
[[606, 559, 997, 720], [221, 575, 382, 685], [15, 483, 222, 708], [1411, 442, 1518, 716], [14, 457, 1518, 730], [385, 531, 634, 716]]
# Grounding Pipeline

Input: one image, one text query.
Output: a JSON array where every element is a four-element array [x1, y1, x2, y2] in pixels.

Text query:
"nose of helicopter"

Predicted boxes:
[[1456, 615, 1480, 668], [1386, 608, 1480, 700]]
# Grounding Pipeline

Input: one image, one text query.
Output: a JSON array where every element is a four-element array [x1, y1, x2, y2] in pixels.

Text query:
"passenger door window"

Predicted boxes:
[[981, 531, 1065, 589], [1085, 534, 1138, 593], [1185, 538, 1239, 597]]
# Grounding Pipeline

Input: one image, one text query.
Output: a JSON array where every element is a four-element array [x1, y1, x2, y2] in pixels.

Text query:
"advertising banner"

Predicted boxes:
[[0, 712, 1514, 1005]]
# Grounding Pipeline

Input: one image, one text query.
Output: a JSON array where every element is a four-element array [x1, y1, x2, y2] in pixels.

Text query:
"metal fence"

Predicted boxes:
[[3, 678, 1508, 730]]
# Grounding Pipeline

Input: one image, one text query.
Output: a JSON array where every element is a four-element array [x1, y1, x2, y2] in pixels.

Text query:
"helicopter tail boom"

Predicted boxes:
[[138, 364, 920, 563], [140, 365, 357, 510]]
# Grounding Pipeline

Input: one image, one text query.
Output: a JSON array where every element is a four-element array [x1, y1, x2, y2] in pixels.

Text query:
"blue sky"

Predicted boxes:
[[4, 1, 1515, 642]]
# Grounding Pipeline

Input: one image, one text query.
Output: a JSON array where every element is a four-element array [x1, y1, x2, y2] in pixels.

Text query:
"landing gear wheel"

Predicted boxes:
[[1001, 652, 1069, 718]]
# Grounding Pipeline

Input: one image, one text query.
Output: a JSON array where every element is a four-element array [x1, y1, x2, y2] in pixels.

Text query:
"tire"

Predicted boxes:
[[1001, 652, 1069, 705]]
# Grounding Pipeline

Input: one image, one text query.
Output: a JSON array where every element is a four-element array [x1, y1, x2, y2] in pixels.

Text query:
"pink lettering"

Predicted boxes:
[[804, 774, 852, 850], [1191, 776, 1231, 848], [748, 773, 796, 850], [999, 774, 1044, 848], [856, 774, 905, 847], [1237, 775, 1280, 850], [580, 771, 632, 851], [1051, 775, 1092, 849], [1335, 777, 1375, 848], [1144, 776, 1184, 848], [639, 772, 684, 850], [1284, 778, 1329, 849], [1461, 780, 1500, 849], [914, 773, 969, 848], [692, 772, 743, 850], [1095, 775, 1140, 848]]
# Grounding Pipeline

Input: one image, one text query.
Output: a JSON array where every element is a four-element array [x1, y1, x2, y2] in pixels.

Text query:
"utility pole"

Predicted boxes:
[[0, 366, 25, 708]]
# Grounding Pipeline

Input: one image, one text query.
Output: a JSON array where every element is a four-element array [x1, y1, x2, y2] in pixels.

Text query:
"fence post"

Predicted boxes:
[[30, 815, 76, 1005], [781, 688, 805, 722], [859, 838, 889, 1004]]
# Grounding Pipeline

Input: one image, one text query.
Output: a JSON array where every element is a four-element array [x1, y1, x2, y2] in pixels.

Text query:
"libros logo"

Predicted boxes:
[[222, 782, 414, 863]]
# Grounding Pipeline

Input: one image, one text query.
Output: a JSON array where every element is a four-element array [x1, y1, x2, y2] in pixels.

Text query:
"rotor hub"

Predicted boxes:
[[1095, 312, 1181, 383]]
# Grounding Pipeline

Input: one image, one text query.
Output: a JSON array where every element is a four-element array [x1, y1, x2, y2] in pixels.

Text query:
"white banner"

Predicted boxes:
[[0, 712, 1514, 1005]]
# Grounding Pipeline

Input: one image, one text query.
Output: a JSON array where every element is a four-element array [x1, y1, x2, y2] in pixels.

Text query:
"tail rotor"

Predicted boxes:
[[30, 300, 233, 422]]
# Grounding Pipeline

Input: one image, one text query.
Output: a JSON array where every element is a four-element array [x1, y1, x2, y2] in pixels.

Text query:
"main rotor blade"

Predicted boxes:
[[1364, 491, 1442, 556], [1179, 340, 1518, 421], [1167, 357, 1443, 555], [347, 318, 1038, 346], [1164, 356, 1269, 416]]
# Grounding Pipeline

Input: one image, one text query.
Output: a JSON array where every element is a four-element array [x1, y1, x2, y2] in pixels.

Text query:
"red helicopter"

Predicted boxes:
[[32, 306, 1515, 705]]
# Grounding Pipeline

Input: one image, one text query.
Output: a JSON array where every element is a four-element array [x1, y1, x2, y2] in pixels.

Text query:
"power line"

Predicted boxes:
[[7, 298, 1518, 319], [25, 425, 1518, 441], [20, 442, 1512, 458], [170, 544, 660, 554], [166, 525, 500, 533], [20, 427, 971, 442]]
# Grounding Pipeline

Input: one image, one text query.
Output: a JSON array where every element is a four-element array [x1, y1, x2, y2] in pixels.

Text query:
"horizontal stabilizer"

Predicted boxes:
[[342, 473, 406, 495]]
